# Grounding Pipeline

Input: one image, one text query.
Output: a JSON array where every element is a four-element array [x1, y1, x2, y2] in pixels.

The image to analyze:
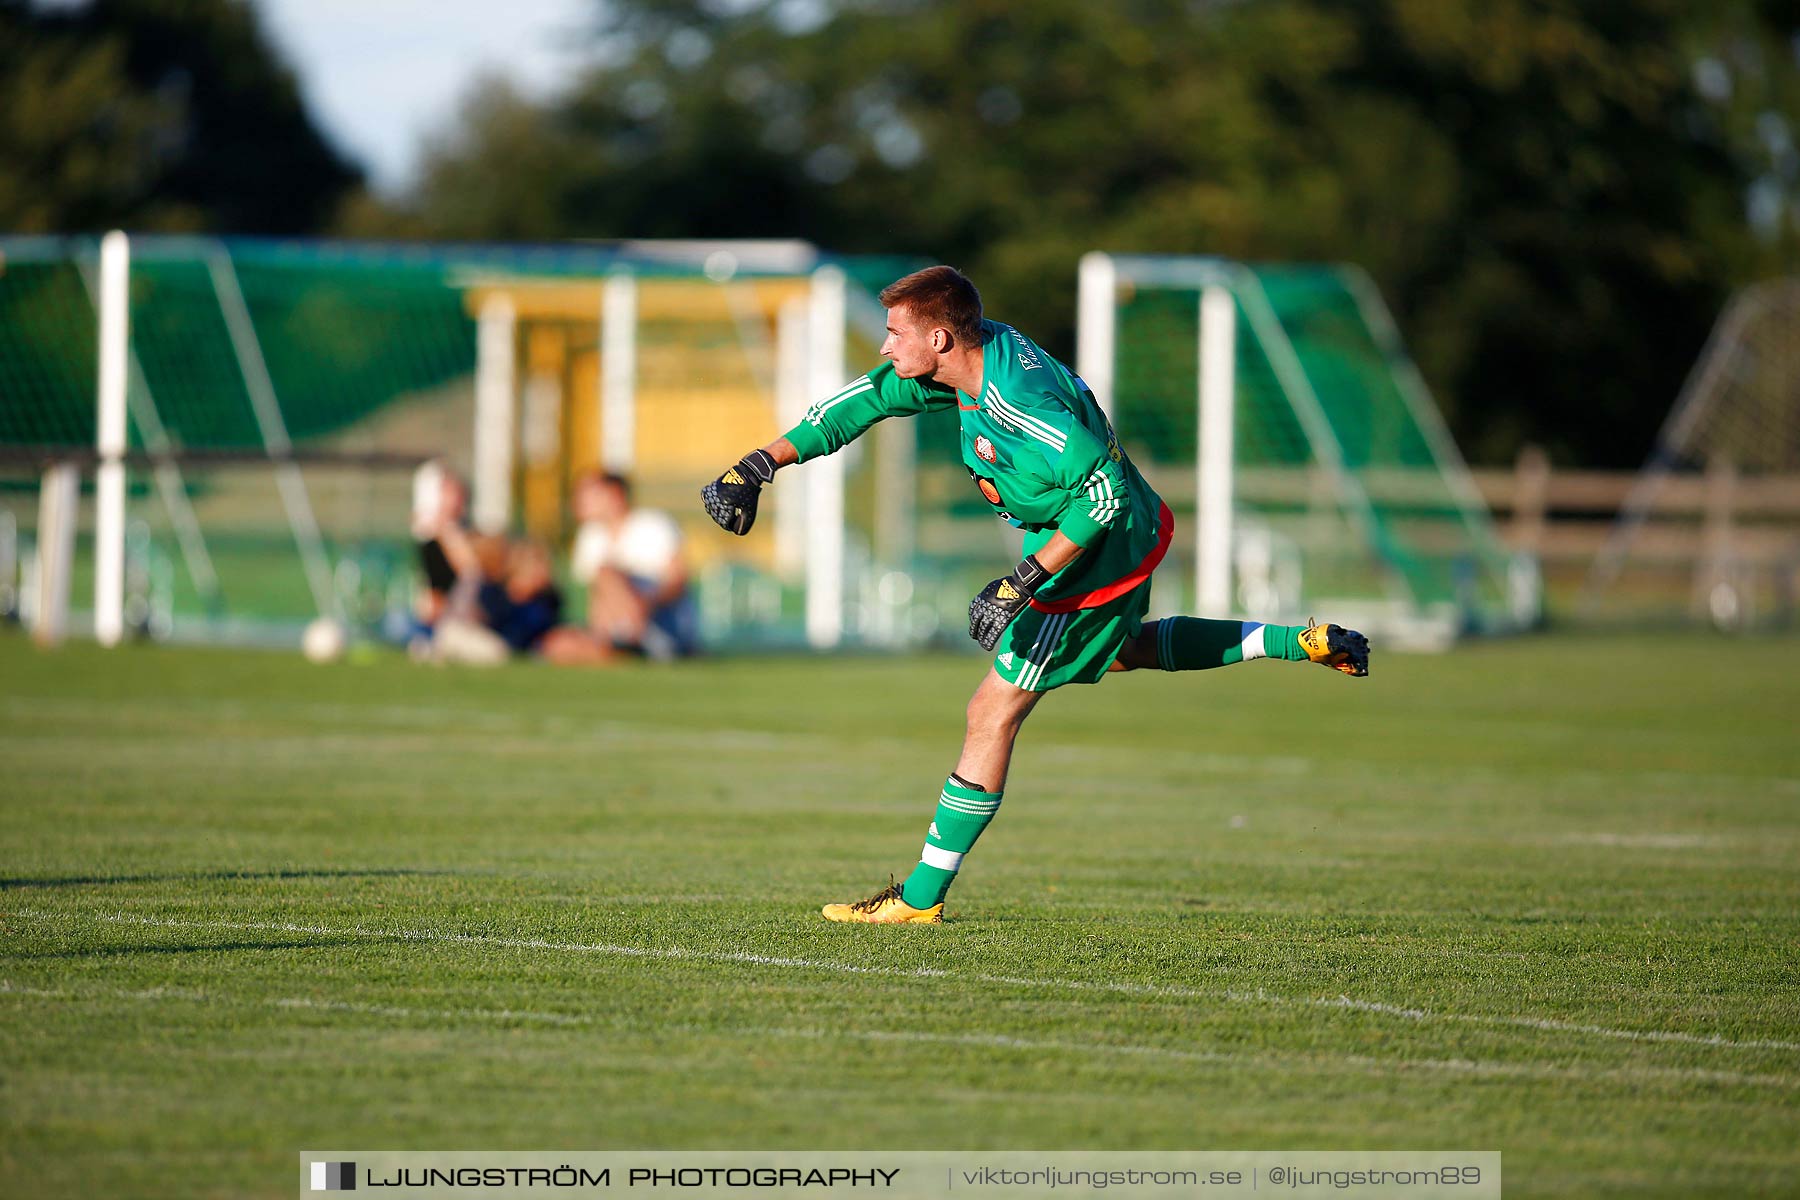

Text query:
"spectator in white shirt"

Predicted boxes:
[[571, 471, 698, 659]]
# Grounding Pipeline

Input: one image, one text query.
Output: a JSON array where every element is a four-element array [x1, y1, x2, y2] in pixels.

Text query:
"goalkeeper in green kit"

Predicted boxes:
[[702, 267, 1368, 923]]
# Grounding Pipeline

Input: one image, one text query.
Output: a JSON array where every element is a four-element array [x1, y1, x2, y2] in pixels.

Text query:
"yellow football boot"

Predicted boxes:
[[1298, 621, 1370, 677], [821, 878, 944, 924]]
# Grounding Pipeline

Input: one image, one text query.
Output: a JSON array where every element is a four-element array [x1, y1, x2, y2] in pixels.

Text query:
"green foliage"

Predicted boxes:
[[4, 633, 1799, 1195], [397, 0, 1798, 467], [0, 0, 360, 234], [0, 260, 97, 446], [0, 245, 476, 460], [5, 0, 1792, 466]]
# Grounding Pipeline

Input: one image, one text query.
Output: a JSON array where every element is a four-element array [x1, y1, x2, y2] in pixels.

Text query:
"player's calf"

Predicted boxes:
[[1135, 617, 1369, 676]]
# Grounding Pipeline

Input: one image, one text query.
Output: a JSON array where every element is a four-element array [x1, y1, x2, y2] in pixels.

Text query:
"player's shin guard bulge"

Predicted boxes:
[[1152, 617, 1368, 676], [1154, 617, 1307, 670], [904, 777, 1002, 908]]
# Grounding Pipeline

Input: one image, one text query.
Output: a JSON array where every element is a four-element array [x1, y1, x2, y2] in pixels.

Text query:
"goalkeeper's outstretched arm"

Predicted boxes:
[[701, 361, 956, 537]]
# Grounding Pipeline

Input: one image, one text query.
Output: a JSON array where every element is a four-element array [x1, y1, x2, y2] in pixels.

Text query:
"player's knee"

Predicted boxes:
[[964, 692, 999, 734], [966, 684, 1031, 735], [1111, 629, 1157, 672]]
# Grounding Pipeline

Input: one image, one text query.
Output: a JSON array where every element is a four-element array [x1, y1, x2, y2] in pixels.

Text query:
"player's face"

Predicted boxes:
[[880, 305, 941, 379]]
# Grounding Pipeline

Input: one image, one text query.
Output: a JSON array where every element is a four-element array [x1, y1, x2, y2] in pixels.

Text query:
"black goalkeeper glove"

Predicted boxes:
[[968, 555, 1051, 652], [701, 449, 778, 535]]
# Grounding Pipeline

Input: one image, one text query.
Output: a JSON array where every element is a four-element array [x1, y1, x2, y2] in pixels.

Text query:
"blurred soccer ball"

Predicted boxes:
[[301, 617, 347, 663]]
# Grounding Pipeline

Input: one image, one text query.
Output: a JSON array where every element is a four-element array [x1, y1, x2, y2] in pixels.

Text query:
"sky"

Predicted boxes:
[[255, 0, 595, 196]]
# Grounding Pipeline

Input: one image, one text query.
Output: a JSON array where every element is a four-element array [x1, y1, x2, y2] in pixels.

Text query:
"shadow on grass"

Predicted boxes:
[[0, 868, 459, 890], [4, 936, 368, 961]]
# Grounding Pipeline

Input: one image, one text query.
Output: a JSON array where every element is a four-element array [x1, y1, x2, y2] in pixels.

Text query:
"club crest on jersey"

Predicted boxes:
[[974, 435, 997, 464], [977, 477, 1002, 506]]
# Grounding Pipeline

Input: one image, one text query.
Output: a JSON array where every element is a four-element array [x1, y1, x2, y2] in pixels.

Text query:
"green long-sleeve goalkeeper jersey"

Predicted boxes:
[[782, 319, 1169, 606]]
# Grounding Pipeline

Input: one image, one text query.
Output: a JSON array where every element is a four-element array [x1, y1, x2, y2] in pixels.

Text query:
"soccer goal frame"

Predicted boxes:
[[1581, 277, 1800, 629], [464, 245, 896, 651], [2, 233, 918, 652], [86, 233, 346, 644], [1077, 252, 1530, 644]]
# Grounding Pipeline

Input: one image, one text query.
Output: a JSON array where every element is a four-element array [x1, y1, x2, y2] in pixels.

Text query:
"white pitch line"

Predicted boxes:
[[2, 979, 1792, 1093], [12, 908, 1799, 1056]]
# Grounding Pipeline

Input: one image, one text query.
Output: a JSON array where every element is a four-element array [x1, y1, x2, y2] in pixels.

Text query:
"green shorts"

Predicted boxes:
[[992, 576, 1153, 693]]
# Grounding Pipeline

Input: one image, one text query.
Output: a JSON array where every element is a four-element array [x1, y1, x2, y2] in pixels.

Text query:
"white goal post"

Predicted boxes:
[[468, 249, 870, 649], [1077, 251, 1528, 644]]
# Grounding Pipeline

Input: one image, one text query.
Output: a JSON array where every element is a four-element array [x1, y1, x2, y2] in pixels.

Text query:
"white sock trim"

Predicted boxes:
[[1238, 621, 1268, 661], [920, 844, 964, 871]]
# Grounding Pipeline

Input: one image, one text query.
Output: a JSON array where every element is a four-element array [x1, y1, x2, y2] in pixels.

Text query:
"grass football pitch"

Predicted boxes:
[[2, 630, 1797, 1197]]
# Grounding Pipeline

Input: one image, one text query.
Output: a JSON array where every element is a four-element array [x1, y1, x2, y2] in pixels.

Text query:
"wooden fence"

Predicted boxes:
[[1476, 447, 1800, 568], [1134, 447, 1800, 621]]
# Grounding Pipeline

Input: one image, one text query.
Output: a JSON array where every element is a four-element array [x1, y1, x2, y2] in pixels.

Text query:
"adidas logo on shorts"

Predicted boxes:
[[997, 652, 1014, 668]]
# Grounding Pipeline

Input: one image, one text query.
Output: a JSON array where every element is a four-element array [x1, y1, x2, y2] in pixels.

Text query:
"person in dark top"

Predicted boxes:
[[472, 535, 613, 665], [477, 540, 564, 653], [413, 466, 479, 631], [410, 463, 611, 666]]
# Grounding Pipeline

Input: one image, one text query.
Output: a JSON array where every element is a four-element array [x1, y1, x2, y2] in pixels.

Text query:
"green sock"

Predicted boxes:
[[1154, 618, 1310, 670], [900, 777, 1002, 908]]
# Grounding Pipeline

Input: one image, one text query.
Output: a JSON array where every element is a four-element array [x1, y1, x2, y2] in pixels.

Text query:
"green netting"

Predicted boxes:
[[0, 242, 479, 454], [0, 237, 481, 642], [0, 255, 99, 447], [0, 236, 941, 649], [6, 241, 1519, 651], [126, 260, 251, 450], [1112, 287, 1202, 463], [1110, 261, 1516, 634], [235, 259, 476, 444], [1256, 269, 1439, 470], [124, 257, 476, 450]]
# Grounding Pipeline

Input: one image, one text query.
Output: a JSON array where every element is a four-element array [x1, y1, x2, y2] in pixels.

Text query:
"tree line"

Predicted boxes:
[[5, 0, 1796, 466]]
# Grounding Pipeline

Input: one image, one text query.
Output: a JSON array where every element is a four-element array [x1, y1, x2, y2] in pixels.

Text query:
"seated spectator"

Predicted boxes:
[[412, 463, 475, 627], [410, 465, 507, 663], [410, 466, 606, 667], [478, 539, 610, 665], [571, 471, 698, 659]]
